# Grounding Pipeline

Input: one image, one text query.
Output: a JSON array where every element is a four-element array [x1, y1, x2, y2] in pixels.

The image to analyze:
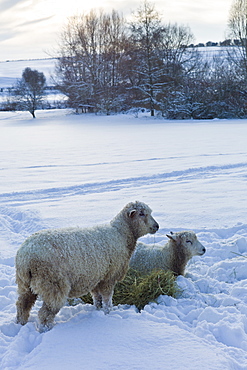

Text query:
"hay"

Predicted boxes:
[[113, 268, 178, 311], [68, 268, 178, 311]]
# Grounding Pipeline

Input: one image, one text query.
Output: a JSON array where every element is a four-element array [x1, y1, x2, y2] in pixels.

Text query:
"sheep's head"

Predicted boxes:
[[125, 201, 159, 237], [166, 231, 206, 257]]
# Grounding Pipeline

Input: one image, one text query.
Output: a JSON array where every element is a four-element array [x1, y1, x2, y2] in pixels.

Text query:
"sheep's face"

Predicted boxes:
[[128, 202, 159, 237], [167, 231, 206, 257]]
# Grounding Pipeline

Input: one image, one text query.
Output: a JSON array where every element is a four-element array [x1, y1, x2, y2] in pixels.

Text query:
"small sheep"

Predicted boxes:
[[129, 231, 205, 276], [15, 201, 159, 330]]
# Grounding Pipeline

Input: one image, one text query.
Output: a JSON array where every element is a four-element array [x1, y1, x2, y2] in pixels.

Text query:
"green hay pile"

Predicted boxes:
[[113, 268, 178, 311], [69, 269, 179, 311]]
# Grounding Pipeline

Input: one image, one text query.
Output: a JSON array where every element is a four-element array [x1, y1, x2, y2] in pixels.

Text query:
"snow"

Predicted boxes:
[[0, 59, 65, 108], [0, 59, 56, 88], [0, 109, 247, 369]]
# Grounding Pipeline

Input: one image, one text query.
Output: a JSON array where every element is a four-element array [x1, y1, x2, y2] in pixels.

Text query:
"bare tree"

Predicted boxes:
[[227, 0, 247, 75], [127, 1, 195, 116], [55, 9, 128, 113], [13, 68, 46, 118], [128, 0, 165, 116], [161, 23, 195, 83]]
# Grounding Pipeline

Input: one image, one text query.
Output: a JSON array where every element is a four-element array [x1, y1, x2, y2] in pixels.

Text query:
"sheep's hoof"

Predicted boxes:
[[38, 322, 54, 333], [16, 317, 27, 326], [102, 305, 112, 314]]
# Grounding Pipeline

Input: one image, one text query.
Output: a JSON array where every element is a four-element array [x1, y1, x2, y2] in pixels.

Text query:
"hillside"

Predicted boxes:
[[0, 46, 232, 89], [0, 58, 57, 88]]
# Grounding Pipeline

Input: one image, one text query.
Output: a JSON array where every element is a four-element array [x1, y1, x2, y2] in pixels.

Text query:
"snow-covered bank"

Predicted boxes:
[[0, 110, 247, 369]]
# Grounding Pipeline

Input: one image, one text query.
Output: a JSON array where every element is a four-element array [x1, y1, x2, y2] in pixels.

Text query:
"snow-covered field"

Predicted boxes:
[[0, 109, 247, 369], [0, 59, 65, 108], [0, 47, 230, 89], [0, 59, 56, 88]]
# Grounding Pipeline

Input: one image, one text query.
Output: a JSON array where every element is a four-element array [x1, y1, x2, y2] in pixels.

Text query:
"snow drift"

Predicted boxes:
[[0, 109, 247, 369]]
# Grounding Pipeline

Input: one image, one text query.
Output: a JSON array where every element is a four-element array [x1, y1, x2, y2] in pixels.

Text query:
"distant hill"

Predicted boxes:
[[0, 58, 66, 110], [0, 46, 234, 89], [0, 45, 237, 90], [0, 58, 57, 88]]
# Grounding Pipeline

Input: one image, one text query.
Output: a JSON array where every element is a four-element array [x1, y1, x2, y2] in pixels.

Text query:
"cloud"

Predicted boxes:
[[0, 0, 233, 61], [17, 15, 54, 28], [0, 29, 18, 43], [0, 0, 25, 12]]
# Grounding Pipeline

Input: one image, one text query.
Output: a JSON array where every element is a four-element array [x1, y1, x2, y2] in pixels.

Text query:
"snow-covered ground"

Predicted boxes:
[[0, 59, 65, 109], [0, 47, 232, 89], [0, 59, 56, 88], [0, 109, 247, 369]]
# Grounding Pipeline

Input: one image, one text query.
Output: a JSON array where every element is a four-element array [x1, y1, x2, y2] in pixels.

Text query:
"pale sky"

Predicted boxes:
[[0, 0, 233, 61]]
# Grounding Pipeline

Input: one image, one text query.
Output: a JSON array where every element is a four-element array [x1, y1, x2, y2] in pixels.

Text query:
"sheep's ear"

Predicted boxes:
[[128, 209, 137, 218], [166, 233, 176, 241]]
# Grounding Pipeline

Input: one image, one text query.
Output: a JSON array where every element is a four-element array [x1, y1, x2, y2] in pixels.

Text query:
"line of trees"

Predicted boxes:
[[4, 0, 247, 119], [52, 0, 247, 119], [54, 2, 202, 117]]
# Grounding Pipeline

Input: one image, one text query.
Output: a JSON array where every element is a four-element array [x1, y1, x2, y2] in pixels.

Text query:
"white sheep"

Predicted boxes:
[[15, 201, 159, 330], [129, 231, 205, 276]]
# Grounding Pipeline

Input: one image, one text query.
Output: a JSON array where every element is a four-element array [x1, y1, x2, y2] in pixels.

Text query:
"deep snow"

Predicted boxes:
[[0, 109, 247, 369]]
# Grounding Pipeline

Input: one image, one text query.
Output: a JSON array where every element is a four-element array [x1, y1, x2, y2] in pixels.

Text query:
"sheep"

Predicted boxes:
[[15, 201, 159, 331], [129, 231, 206, 276]]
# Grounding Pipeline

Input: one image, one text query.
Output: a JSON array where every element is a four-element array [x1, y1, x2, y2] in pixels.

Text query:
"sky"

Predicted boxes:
[[0, 0, 233, 61]]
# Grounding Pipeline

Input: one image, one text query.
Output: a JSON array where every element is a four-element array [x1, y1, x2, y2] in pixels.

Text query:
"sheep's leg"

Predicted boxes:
[[101, 290, 113, 314], [91, 287, 102, 309], [35, 274, 70, 331], [38, 301, 63, 332], [97, 281, 115, 314], [91, 281, 114, 313], [16, 289, 38, 325]]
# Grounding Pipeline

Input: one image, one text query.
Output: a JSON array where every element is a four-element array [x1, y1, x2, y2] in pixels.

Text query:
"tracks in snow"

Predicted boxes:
[[0, 162, 246, 205]]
